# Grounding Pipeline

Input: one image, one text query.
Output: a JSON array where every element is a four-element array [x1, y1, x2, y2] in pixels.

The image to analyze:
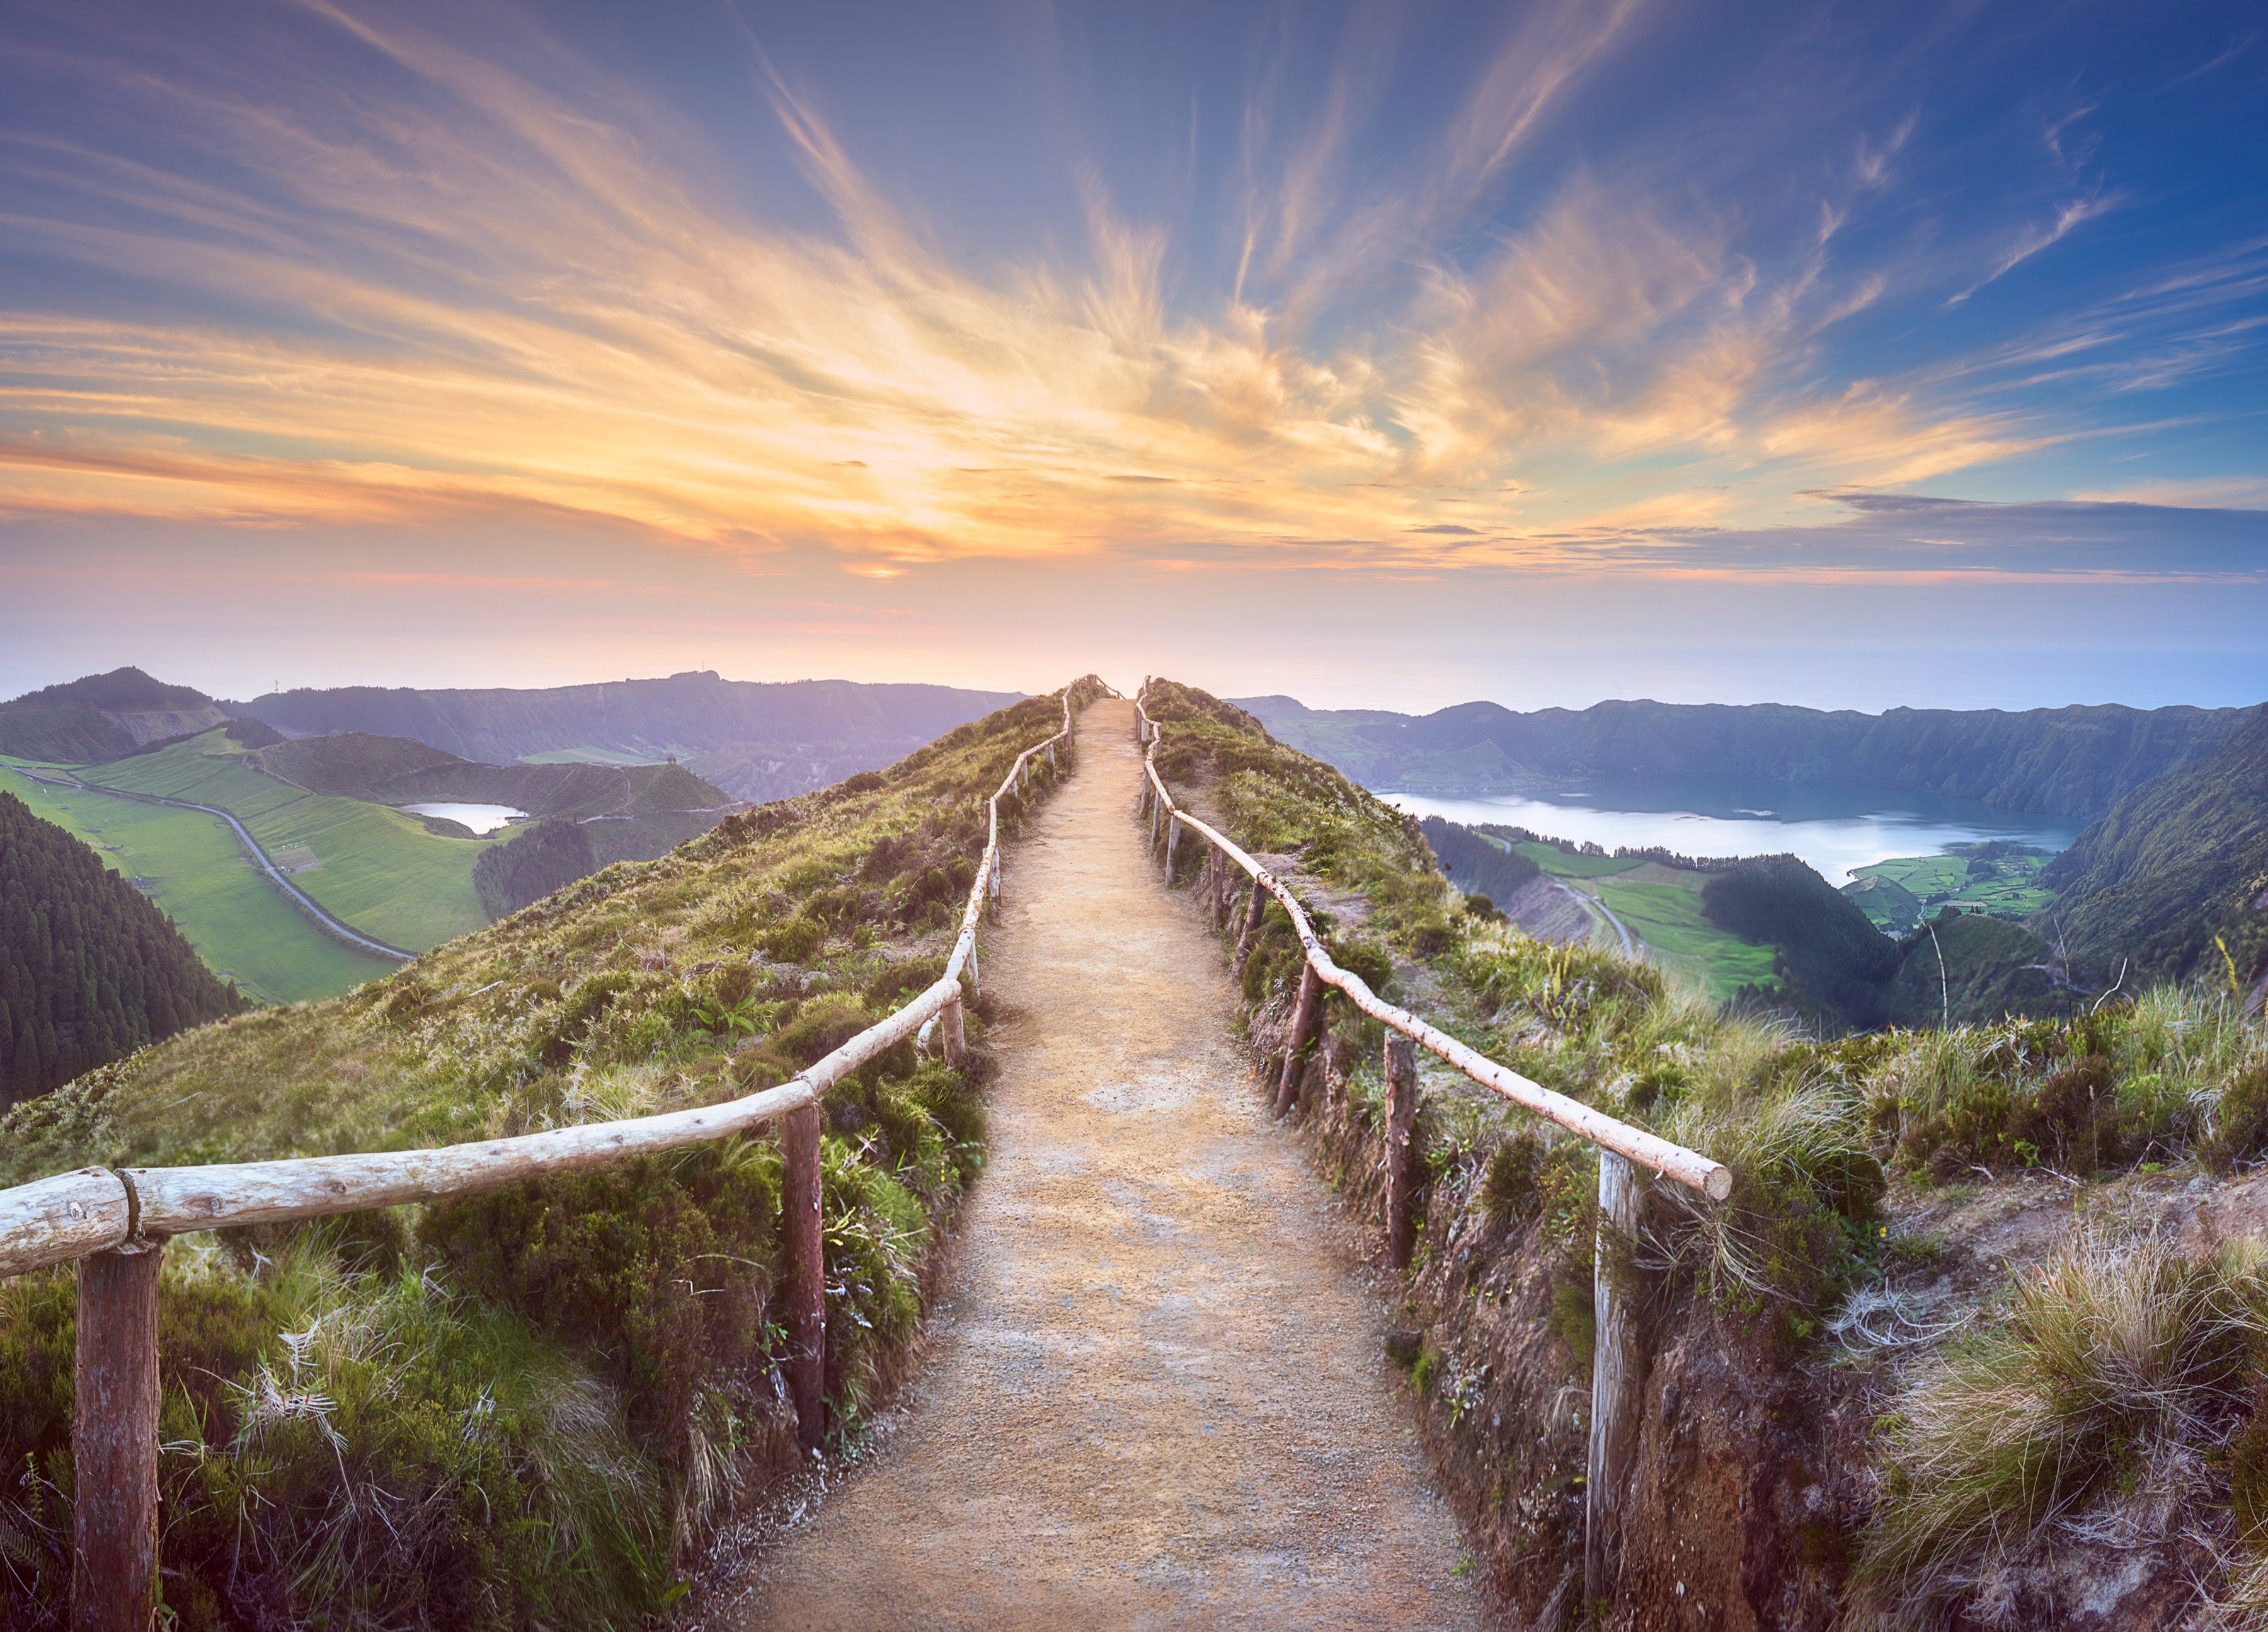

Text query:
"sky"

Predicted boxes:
[[2, 0, 2264, 714]]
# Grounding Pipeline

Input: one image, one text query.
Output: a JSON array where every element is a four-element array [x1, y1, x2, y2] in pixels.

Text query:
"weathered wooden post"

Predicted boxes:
[[1235, 878, 1266, 969], [1207, 847, 1225, 928], [1584, 1151, 1644, 1604], [1383, 1036, 1420, 1268], [1164, 813, 1180, 880], [73, 1239, 163, 1632], [1274, 965, 1324, 1114], [941, 990, 966, 1067], [781, 1101, 827, 1455]]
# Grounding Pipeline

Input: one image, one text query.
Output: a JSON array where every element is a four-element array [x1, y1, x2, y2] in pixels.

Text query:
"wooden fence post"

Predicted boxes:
[[941, 991, 966, 1067], [1207, 848, 1225, 928], [1164, 814, 1180, 880], [781, 1102, 827, 1456], [73, 1239, 163, 1632], [1235, 878, 1266, 969], [1274, 965, 1324, 1115], [1383, 1037, 1420, 1269], [1584, 1151, 1644, 1606]]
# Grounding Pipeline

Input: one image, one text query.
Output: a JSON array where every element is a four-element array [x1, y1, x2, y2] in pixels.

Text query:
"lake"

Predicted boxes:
[[1380, 779, 2083, 885], [397, 802, 527, 836]]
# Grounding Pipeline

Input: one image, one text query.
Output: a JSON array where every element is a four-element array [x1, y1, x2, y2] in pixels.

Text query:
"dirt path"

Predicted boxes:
[[742, 699, 1490, 1631]]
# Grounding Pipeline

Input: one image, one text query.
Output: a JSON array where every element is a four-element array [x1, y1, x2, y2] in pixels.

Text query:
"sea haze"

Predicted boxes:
[[1382, 779, 2082, 886]]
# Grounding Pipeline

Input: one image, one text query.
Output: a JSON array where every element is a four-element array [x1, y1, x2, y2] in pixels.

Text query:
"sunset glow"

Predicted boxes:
[[3, 0, 2263, 707]]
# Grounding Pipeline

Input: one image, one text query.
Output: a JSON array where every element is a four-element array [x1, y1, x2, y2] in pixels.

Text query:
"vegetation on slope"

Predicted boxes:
[[1145, 677, 2268, 1626], [0, 790, 243, 1106], [2044, 706, 2268, 994], [1845, 841, 2054, 933], [0, 682, 1100, 1628], [1239, 692, 2247, 818], [1703, 856, 1903, 1027], [0, 667, 227, 764], [1418, 814, 1539, 916]]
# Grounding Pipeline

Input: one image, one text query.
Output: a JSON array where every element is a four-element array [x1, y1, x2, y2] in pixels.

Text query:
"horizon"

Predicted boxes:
[[4, 1, 2265, 711], [13, 656, 2263, 725]]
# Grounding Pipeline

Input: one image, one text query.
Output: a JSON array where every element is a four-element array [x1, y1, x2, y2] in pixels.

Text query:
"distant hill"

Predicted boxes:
[[233, 672, 1022, 802], [1, 788, 242, 1105], [2043, 707, 2268, 994], [1236, 694, 2251, 819], [0, 665, 229, 762]]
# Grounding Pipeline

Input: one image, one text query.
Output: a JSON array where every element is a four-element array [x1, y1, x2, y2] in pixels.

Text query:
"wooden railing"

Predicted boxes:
[[0, 684, 1091, 1632], [1130, 684, 1726, 1606]]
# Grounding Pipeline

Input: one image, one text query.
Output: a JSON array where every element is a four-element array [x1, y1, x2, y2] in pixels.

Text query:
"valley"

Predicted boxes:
[[0, 759, 401, 1006]]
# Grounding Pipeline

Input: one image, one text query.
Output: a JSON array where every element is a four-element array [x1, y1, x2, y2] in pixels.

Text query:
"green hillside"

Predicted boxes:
[[77, 730, 504, 952], [1, 790, 243, 1105], [0, 762, 399, 1004], [1845, 841, 2054, 934], [1462, 826, 1778, 1002], [2044, 708, 2268, 992], [0, 684, 1098, 1625]]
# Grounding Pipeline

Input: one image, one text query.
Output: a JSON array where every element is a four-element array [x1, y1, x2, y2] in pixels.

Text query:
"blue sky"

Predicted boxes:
[[0, 0, 2262, 710]]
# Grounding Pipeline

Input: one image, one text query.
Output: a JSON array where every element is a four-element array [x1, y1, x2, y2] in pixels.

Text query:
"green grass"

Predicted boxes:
[[1513, 839, 1642, 878], [1584, 865, 1781, 1003], [1480, 837, 1775, 1003], [1853, 848, 2055, 931], [77, 732, 506, 953], [0, 684, 1102, 1624], [0, 762, 399, 1005]]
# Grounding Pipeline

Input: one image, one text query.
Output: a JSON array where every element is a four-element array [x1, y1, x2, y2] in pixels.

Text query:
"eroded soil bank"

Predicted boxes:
[[736, 699, 1489, 1630]]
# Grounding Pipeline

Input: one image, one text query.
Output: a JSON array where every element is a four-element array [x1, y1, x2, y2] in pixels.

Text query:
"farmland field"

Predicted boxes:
[[1, 760, 399, 1004], [1849, 846, 2054, 931], [76, 731, 508, 951], [1499, 833, 1778, 1002]]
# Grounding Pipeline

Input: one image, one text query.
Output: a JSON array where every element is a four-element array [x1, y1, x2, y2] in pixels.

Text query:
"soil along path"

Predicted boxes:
[[745, 698, 1489, 1631]]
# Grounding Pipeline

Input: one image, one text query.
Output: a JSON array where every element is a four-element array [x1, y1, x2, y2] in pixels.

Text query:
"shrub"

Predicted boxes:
[[1852, 1232, 2268, 1624]]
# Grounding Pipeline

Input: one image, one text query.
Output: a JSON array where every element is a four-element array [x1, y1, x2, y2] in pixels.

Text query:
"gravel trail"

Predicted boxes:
[[742, 697, 1490, 1631]]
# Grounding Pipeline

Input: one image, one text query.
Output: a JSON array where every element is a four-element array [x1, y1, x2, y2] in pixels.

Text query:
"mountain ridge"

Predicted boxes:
[[1237, 693, 2257, 819]]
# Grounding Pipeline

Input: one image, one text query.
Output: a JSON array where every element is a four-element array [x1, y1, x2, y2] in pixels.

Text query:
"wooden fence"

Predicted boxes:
[[1130, 686, 1728, 1606], [0, 685, 1091, 1632]]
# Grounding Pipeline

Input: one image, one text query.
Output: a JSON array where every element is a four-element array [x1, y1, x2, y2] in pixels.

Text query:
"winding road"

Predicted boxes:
[[9, 764, 414, 962]]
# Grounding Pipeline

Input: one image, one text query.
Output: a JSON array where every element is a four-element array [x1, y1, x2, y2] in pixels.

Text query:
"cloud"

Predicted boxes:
[[0, 0, 2251, 594], [1596, 492, 2268, 580], [1947, 191, 2124, 305]]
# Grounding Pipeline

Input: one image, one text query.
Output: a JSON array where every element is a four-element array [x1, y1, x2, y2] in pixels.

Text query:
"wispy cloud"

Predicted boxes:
[[0, 0, 2255, 594]]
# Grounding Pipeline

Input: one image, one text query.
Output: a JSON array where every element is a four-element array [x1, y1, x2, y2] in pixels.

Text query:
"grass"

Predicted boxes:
[[1148, 680, 2268, 1615], [77, 730, 507, 952], [1852, 1231, 2268, 1627], [1511, 838, 1641, 878], [1852, 847, 2056, 933], [0, 681, 1103, 1624], [0, 761, 400, 1004], [1584, 865, 1781, 1004]]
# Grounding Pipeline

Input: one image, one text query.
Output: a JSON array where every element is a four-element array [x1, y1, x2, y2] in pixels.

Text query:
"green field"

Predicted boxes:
[[77, 732, 509, 953], [1510, 839, 1641, 878], [2, 761, 400, 1005], [1502, 836, 1778, 1002], [1848, 846, 2055, 933], [1586, 865, 1781, 1003]]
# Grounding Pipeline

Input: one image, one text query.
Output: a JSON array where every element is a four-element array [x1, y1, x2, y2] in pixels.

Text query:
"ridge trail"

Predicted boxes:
[[742, 698, 1490, 1629]]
